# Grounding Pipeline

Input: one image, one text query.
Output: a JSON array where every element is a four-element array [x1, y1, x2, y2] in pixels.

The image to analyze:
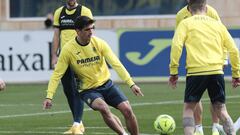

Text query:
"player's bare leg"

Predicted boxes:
[[113, 113, 128, 134], [118, 101, 139, 135], [91, 98, 125, 135], [212, 102, 235, 135], [183, 102, 197, 135], [210, 104, 226, 135], [194, 102, 203, 125], [194, 102, 204, 134], [211, 103, 219, 124]]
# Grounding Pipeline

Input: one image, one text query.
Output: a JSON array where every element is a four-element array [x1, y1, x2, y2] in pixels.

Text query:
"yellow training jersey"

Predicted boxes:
[[175, 5, 229, 63], [53, 5, 93, 48], [46, 36, 135, 99], [170, 15, 240, 77], [176, 5, 220, 27]]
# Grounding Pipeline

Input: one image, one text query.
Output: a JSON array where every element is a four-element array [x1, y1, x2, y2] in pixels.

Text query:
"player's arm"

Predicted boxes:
[[52, 28, 60, 67], [170, 22, 187, 75], [175, 12, 181, 28], [206, 5, 229, 67], [175, 6, 187, 28], [51, 8, 62, 67], [207, 5, 221, 22], [225, 36, 240, 87], [101, 40, 143, 96], [81, 6, 93, 19], [221, 24, 240, 88], [43, 48, 70, 109], [169, 21, 187, 88], [222, 25, 240, 78], [102, 41, 134, 87]]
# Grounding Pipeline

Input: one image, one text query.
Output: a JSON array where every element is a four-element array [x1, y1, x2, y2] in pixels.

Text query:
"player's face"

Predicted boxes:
[[77, 24, 95, 43], [66, 0, 76, 7]]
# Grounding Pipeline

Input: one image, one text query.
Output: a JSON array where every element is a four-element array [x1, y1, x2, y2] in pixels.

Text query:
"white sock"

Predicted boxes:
[[73, 122, 80, 126], [234, 117, 240, 132], [195, 124, 204, 133], [122, 132, 128, 135], [212, 123, 219, 132]]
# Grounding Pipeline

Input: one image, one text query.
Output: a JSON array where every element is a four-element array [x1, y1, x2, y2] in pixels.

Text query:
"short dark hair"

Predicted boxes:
[[188, 0, 206, 12], [75, 16, 95, 30]]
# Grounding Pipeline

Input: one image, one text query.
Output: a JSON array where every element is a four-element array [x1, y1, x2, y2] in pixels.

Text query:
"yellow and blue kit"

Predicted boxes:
[[53, 4, 93, 48], [170, 15, 240, 77], [47, 36, 135, 99]]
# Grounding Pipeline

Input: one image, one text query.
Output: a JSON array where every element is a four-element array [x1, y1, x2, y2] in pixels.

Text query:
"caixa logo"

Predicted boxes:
[[119, 29, 240, 77]]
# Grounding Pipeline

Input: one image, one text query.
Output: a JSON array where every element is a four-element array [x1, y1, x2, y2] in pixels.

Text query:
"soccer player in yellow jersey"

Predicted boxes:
[[0, 78, 6, 91], [51, 0, 93, 134], [43, 16, 144, 135], [169, 0, 240, 134], [176, 1, 224, 135]]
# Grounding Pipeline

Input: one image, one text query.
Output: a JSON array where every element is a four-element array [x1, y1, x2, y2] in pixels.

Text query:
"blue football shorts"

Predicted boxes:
[[79, 79, 128, 109], [184, 74, 225, 104]]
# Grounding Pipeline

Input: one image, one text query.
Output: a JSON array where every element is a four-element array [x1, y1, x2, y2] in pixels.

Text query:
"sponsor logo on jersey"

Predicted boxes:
[[77, 56, 100, 64], [61, 19, 74, 24]]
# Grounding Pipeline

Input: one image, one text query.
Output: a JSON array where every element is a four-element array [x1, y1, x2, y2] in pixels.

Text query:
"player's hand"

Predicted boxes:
[[232, 78, 240, 88], [131, 84, 144, 96], [51, 55, 58, 69], [168, 75, 178, 89], [43, 98, 52, 110], [0, 79, 6, 91]]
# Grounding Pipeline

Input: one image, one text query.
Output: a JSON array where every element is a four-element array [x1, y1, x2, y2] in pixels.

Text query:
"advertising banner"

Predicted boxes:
[[0, 31, 53, 83], [1, 29, 240, 83], [0, 30, 118, 83], [119, 29, 240, 78]]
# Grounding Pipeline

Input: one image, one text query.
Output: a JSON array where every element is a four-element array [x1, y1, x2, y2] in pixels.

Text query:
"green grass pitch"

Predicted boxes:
[[0, 82, 239, 135]]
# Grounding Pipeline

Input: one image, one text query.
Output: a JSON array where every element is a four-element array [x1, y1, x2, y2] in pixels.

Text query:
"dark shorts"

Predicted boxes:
[[79, 79, 128, 109], [184, 74, 225, 104]]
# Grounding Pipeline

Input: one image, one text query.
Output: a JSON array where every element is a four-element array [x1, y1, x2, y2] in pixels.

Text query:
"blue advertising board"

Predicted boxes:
[[119, 29, 240, 77]]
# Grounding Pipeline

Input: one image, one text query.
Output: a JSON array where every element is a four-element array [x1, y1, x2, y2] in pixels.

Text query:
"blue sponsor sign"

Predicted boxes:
[[119, 29, 240, 77]]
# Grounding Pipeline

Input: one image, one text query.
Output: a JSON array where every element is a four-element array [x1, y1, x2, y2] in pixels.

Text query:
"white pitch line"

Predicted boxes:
[[0, 95, 239, 119], [35, 126, 109, 129], [0, 109, 87, 119], [0, 104, 37, 107], [126, 95, 240, 106], [0, 95, 239, 107]]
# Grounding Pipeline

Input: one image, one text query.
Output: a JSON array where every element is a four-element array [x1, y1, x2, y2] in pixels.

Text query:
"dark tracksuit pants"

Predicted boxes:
[[61, 67, 84, 123]]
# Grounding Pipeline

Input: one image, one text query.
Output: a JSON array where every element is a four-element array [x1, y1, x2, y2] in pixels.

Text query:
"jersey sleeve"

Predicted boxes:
[[170, 21, 187, 75], [207, 5, 221, 21], [53, 7, 63, 27], [175, 12, 182, 28], [206, 5, 229, 64], [100, 40, 135, 87], [175, 6, 187, 28], [46, 48, 70, 99], [221, 25, 240, 78], [81, 6, 93, 19]]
